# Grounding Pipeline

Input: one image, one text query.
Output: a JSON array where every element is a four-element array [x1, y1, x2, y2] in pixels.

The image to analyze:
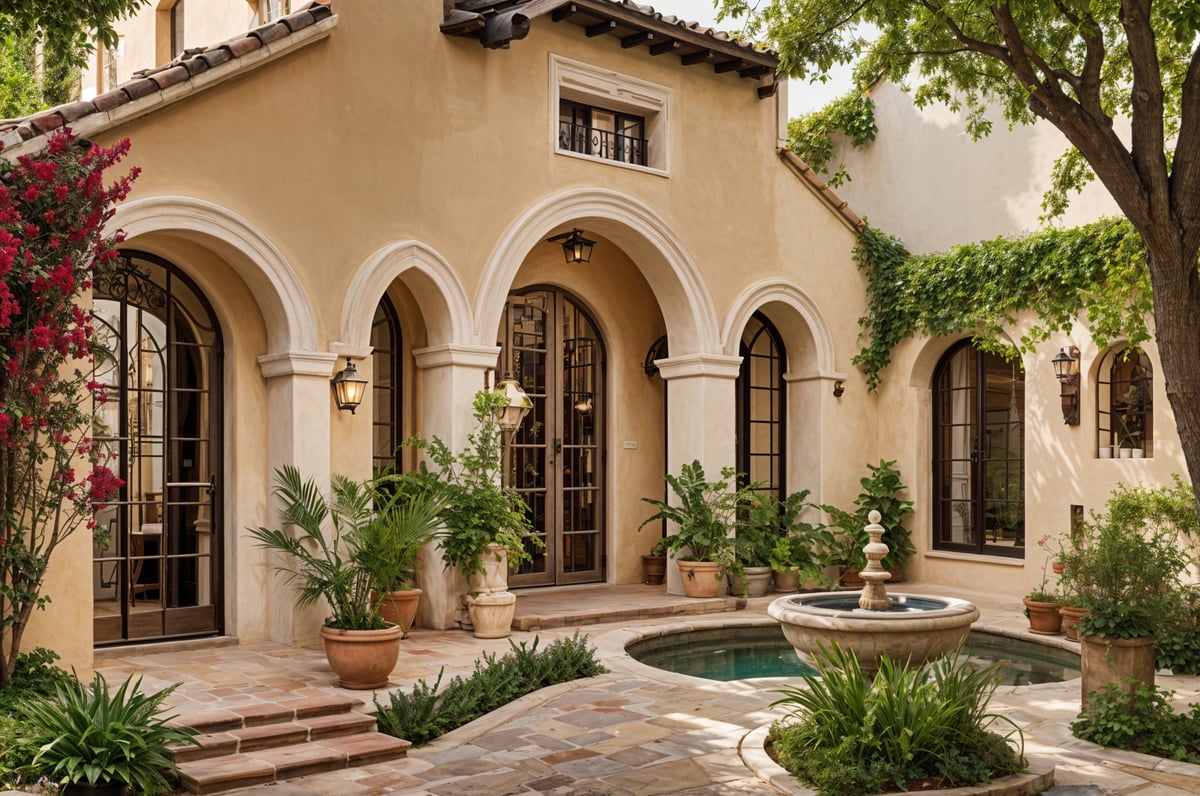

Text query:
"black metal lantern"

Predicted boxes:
[[1051, 346, 1080, 425], [331, 357, 368, 414], [547, 228, 595, 264]]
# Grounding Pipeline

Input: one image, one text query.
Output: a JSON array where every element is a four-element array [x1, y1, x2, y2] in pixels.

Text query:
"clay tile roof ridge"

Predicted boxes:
[[611, 0, 761, 51]]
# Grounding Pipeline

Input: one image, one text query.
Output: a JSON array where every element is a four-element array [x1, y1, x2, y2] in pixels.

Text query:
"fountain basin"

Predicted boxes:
[[768, 591, 980, 674]]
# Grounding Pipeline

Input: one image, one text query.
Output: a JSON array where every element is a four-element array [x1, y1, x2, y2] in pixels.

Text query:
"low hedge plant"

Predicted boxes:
[[1071, 681, 1200, 763], [373, 633, 605, 746]]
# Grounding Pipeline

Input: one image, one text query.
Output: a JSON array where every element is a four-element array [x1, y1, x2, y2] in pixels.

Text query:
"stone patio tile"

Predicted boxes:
[[415, 753, 505, 778], [603, 758, 715, 795], [550, 754, 631, 778], [605, 745, 669, 767], [470, 726, 541, 751], [540, 747, 600, 765], [425, 768, 530, 795], [411, 744, 493, 766], [546, 779, 635, 795]]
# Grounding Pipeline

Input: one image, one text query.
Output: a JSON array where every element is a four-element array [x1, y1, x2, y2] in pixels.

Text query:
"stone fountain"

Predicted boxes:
[[768, 510, 979, 674]]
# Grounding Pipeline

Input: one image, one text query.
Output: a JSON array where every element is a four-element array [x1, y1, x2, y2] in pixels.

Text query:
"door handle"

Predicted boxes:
[[554, 439, 563, 454]]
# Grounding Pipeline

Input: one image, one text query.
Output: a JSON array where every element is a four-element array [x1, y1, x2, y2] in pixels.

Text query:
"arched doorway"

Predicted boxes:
[[92, 251, 224, 644], [736, 311, 786, 501], [500, 287, 605, 587], [932, 341, 1024, 557]]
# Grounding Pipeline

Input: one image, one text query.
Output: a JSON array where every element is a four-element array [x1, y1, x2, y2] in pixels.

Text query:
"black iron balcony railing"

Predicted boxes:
[[558, 122, 647, 166]]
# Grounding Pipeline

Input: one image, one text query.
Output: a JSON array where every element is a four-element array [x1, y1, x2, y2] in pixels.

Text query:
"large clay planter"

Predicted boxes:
[[467, 591, 516, 638], [1023, 598, 1063, 635], [642, 554, 667, 585], [772, 568, 800, 593], [728, 566, 773, 597], [1059, 605, 1086, 642], [676, 560, 725, 598], [839, 567, 865, 589], [319, 624, 403, 690], [375, 588, 422, 635], [468, 543, 510, 595], [1080, 635, 1155, 708]]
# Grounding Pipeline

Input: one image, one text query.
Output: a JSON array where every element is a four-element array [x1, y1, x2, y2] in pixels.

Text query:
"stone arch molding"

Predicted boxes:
[[908, 332, 1027, 389], [337, 241, 473, 355], [110, 195, 317, 355], [475, 188, 719, 354], [721, 280, 838, 374]]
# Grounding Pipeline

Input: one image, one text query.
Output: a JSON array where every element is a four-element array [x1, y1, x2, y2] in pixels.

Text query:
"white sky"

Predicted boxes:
[[647, 0, 855, 114]]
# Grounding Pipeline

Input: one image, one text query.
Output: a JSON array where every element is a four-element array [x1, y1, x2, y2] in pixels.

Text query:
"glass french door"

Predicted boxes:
[[92, 251, 224, 644], [501, 288, 605, 587], [932, 341, 1024, 557]]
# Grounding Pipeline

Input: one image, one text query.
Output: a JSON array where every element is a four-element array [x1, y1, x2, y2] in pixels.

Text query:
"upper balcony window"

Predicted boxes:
[[558, 100, 647, 166], [550, 54, 671, 176]]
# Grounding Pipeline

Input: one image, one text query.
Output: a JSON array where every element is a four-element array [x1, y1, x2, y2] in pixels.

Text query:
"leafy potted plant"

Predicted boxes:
[[18, 673, 198, 796], [757, 489, 832, 593], [1069, 480, 1197, 705], [729, 490, 778, 597], [639, 460, 739, 598], [817, 459, 915, 585], [248, 466, 403, 689], [409, 390, 541, 637], [353, 474, 445, 637]]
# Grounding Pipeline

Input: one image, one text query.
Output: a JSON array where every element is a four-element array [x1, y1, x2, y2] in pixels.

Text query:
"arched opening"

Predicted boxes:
[[500, 286, 606, 587], [1096, 346, 1153, 458], [736, 311, 786, 501], [932, 341, 1024, 557], [92, 251, 224, 644]]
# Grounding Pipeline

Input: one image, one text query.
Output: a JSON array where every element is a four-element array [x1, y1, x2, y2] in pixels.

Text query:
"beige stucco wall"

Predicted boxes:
[[28, 0, 877, 666]]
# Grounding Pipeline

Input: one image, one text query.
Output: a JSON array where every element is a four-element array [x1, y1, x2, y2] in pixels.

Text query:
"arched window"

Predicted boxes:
[[371, 295, 402, 472], [737, 312, 786, 501], [1096, 347, 1152, 458], [932, 341, 1024, 557]]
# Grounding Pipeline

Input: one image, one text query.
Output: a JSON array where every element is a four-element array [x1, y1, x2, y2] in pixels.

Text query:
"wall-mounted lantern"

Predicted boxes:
[[1051, 345, 1081, 425], [331, 357, 368, 414]]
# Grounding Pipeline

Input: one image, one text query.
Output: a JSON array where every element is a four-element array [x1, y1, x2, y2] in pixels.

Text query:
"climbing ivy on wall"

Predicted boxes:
[[787, 88, 876, 188], [853, 218, 1153, 390]]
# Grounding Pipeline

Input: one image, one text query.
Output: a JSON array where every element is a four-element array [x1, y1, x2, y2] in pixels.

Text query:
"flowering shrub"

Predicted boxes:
[[0, 129, 137, 687]]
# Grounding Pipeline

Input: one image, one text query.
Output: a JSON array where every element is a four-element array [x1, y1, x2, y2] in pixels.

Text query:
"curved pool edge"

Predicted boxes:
[[739, 724, 1057, 796]]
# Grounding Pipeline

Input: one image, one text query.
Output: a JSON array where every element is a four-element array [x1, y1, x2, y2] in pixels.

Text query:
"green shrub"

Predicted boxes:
[[17, 672, 199, 794], [769, 644, 1023, 796], [1071, 681, 1200, 763], [0, 648, 74, 714], [1155, 585, 1200, 675], [374, 633, 605, 746]]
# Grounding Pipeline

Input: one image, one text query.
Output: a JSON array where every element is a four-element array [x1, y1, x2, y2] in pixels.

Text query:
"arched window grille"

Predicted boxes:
[[371, 295, 402, 473], [1096, 347, 1153, 458], [737, 312, 786, 502]]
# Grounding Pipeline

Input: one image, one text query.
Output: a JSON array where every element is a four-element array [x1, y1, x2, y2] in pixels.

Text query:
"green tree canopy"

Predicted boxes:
[[718, 0, 1200, 503], [0, 0, 149, 68]]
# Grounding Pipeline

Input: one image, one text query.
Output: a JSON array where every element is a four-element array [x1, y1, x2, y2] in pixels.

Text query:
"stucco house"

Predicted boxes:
[[0, 0, 1179, 674]]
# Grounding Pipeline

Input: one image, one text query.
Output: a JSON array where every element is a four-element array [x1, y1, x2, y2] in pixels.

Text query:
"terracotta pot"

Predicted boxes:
[[676, 560, 725, 598], [375, 588, 422, 635], [642, 554, 667, 586], [772, 568, 800, 593], [1023, 598, 1063, 635], [1059, 605, 1086, 642], [840, 567, 864, 589], [1051, 561, 1065, 575], [467, 590, 516, 638], [1080, 635, 1155, 708], [887, 564, 906, 583], [728, 566, 773, 597], [319, 623, 403, 690], [468, 543, 509, 594]]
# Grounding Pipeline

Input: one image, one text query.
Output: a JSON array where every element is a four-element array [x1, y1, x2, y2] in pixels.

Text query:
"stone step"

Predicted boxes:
[[169, 698, 409, 794]]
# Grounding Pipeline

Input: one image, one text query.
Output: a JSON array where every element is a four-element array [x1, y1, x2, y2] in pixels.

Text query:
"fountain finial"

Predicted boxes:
[[858, 509, 893, 611]]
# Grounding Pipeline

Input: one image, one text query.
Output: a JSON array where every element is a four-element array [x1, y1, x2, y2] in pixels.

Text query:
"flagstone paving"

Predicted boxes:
[[92, 583, 1200, 795]]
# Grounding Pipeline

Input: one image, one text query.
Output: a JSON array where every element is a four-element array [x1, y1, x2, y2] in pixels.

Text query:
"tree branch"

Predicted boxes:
[[1120, 0, 1170, 229], [917, 0, 1012, 65], [1171, 45, 1200, 252]]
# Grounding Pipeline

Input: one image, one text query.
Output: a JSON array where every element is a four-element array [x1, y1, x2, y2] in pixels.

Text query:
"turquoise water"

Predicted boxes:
[[626, 625, 1081, 685]]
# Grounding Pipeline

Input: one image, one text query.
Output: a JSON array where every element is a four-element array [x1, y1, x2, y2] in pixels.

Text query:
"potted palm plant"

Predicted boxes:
[[353, 474, 444, 637], [19, 673, 198, 796], [639, 460, 739, 598], [248, 466, 403, 690]]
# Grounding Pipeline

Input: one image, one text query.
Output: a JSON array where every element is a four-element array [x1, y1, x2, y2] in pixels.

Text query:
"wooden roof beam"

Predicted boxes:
[[713, 58, 744, 73], [649, 39, 680, 56], [585, 19, 615, 36], [738, 64, 772, 79], [551, 3, 577, 22], [681, 49, 716, 66], [621, 31, 653, 48]]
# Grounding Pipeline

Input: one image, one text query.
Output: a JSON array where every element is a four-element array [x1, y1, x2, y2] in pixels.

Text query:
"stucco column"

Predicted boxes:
[[411, 343, 501, 630], [654, 353, 742, 595], [783, 369, 846, 503], [256, 351, 339, 645]]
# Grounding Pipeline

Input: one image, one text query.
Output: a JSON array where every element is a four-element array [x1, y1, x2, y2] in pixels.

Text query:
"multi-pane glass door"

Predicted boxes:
[[92, 252, 223, 643], [502, 288, 605, 586]]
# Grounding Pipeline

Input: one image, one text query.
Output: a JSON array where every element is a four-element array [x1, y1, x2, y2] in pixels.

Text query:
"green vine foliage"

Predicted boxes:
[[853, 218, 1152, 390], [787, 89, 877, 188]]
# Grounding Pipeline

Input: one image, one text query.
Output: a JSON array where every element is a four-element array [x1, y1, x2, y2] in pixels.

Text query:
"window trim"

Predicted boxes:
[[549, 54, 671, 176]]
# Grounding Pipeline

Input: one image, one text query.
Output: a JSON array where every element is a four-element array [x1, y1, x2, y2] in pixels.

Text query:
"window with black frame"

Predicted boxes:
[[558, 99, 646, 166]]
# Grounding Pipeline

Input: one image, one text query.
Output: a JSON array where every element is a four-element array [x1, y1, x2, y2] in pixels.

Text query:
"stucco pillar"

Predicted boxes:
[[411, 343, 501, 630], [256, 351, 339, 645], [783, 369, 846, 503], [655, 353, 741, 596]]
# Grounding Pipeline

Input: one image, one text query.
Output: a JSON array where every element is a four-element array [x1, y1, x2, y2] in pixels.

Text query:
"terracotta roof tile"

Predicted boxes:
[[251, 21, 290, 45], [225, 35, 262, 58], [779, 149, 864, 231], [149, 64, 190, 90], [0, 3, 336, 155]]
